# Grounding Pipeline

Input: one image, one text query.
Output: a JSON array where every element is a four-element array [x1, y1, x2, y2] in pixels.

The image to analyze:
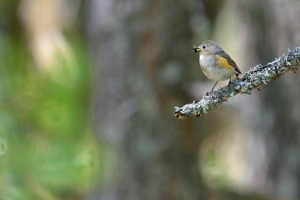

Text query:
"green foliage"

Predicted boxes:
[[0, 34, 101, 200], [201, 150, 230, 190]]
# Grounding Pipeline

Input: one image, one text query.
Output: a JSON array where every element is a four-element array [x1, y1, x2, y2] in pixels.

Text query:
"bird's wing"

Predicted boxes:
[[216, 51, 242, 74]]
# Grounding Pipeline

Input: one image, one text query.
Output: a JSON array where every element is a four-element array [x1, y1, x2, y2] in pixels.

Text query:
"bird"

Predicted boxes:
[[193, 40, 242, 92]]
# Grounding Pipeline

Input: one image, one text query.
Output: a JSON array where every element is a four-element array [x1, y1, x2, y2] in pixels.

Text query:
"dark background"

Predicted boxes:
[[1, 0, 300, 199]]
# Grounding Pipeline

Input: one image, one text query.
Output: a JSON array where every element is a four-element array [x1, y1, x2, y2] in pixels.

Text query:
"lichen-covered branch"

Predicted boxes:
[[174, 47, 300, 119]]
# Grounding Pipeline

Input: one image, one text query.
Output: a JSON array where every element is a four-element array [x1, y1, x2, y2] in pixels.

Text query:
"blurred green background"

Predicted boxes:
[[1, 0, 300, 200]]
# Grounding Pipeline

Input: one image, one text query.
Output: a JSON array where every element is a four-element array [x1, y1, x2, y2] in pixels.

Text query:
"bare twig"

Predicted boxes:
[[174, 47, 300, 119]]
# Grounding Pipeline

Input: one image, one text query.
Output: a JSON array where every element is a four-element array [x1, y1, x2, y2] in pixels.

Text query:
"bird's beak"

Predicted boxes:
[[192, 45, 201, 54]]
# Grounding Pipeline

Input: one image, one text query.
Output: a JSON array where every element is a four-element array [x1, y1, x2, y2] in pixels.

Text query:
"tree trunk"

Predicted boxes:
[[85, 0, 210, 199]]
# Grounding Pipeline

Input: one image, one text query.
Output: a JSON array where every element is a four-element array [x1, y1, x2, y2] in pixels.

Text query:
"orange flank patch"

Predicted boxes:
[[215, 55, 234, 70]]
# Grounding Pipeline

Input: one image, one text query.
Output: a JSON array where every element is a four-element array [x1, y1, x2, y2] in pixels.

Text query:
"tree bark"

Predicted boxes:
[[85, 1, 209, 199], [174, 47, 300, 119]]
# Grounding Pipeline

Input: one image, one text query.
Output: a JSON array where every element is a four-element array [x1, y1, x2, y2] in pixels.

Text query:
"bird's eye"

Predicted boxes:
[[202, 45, 206, 49]]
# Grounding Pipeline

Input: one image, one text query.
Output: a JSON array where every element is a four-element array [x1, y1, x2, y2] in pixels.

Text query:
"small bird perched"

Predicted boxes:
[[193, 40, 242, 92]]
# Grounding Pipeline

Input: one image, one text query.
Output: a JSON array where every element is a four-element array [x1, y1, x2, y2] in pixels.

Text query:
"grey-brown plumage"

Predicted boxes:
[[194, 40, 242, 91]]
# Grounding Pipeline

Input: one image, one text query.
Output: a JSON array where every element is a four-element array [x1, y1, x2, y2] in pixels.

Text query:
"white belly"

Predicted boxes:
[[199, 55, 235, 81]]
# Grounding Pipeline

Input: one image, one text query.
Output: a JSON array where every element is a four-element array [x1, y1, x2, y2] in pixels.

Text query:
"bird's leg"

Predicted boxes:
[[211, 81, 218, 92], [227, 78, 233, 90], [206, 81, 219, 96], [228, 77, 237, 91]]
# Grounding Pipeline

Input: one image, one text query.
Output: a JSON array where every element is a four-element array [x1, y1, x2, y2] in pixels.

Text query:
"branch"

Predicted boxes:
[[174, 47, 300, 119]]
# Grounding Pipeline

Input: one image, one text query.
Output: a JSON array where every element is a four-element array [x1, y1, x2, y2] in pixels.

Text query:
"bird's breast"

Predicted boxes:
[[199, 54, 235, 81], [199, 54, 215, 68]]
